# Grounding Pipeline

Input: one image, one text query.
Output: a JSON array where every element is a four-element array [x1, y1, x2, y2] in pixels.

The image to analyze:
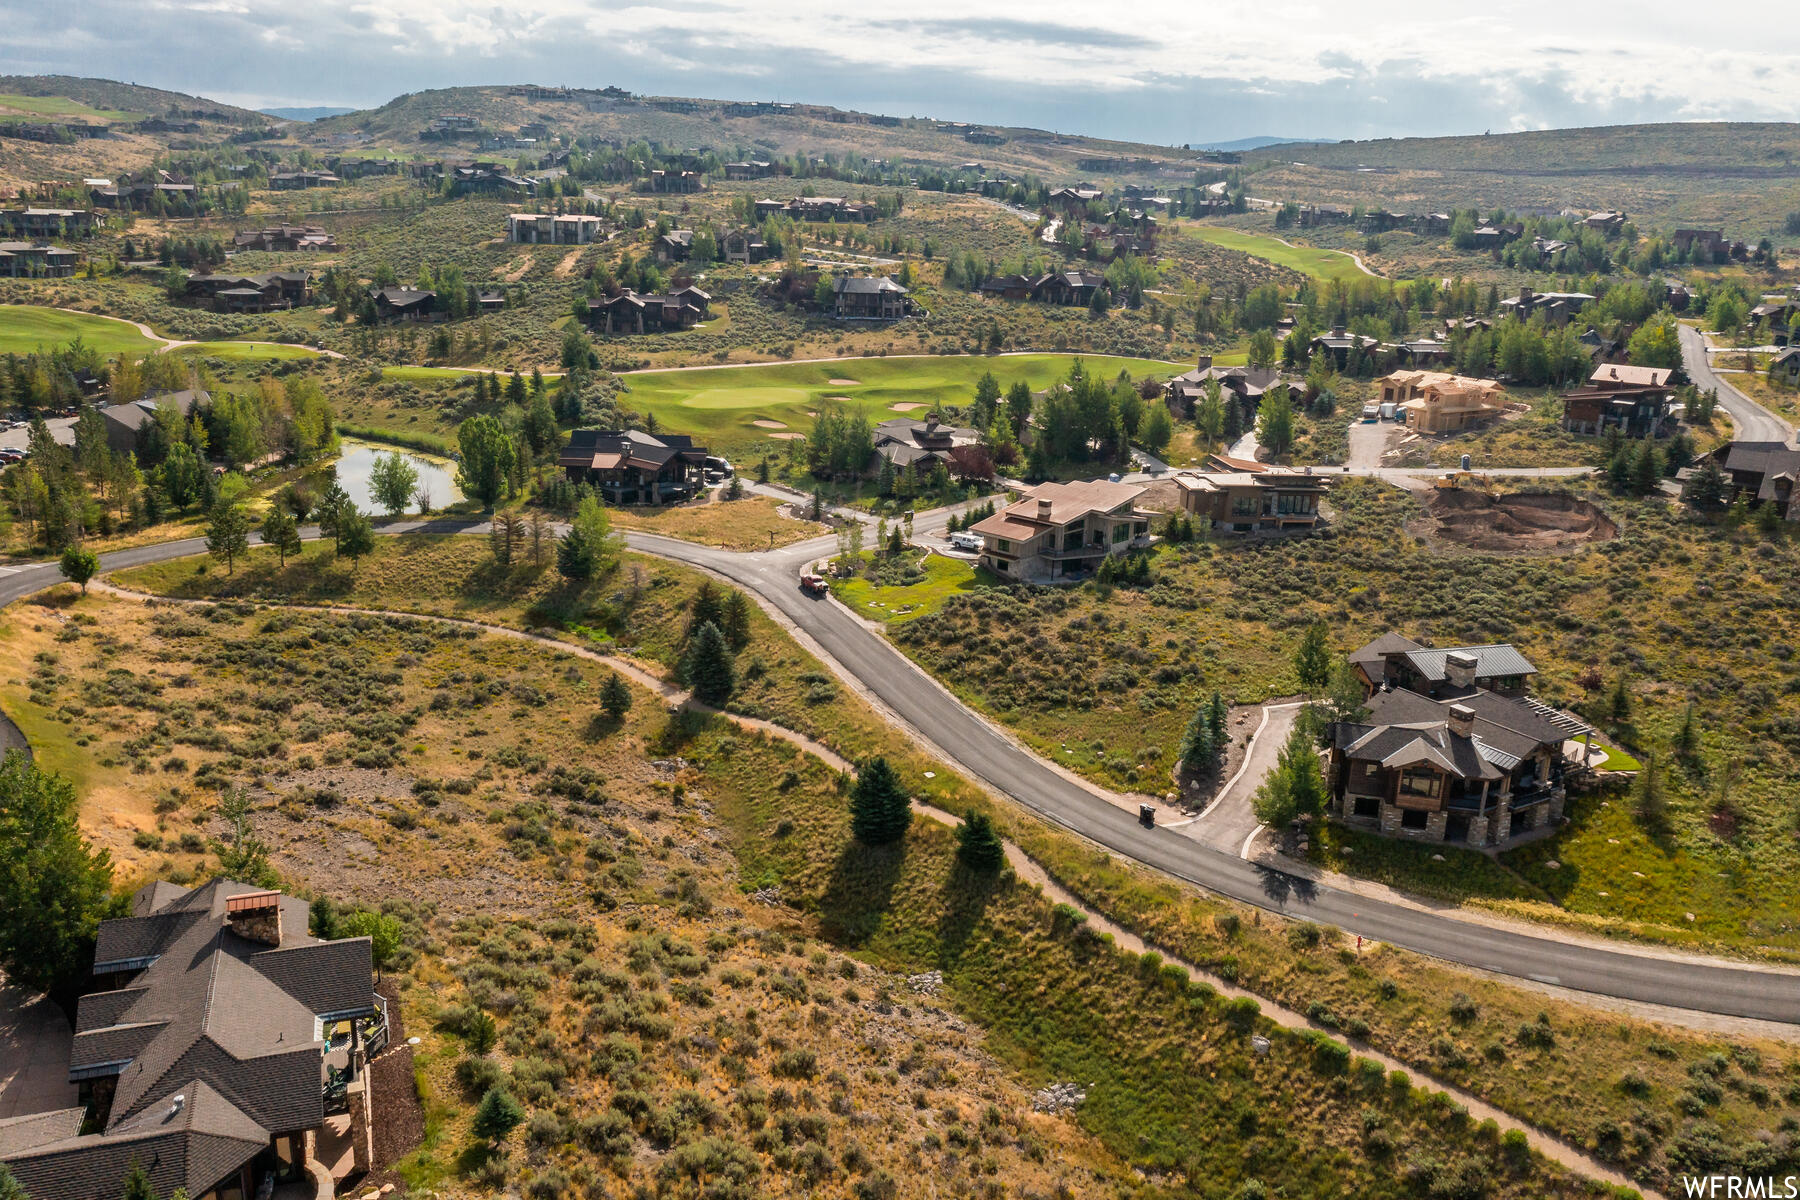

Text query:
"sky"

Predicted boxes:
[[3, 0, 1797, 143]]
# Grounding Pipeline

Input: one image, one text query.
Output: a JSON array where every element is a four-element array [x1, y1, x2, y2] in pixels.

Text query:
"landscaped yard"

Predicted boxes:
[[1188, 225, 1380, 283], [0, 303, 161, 356], [829, 551, 988, 625]]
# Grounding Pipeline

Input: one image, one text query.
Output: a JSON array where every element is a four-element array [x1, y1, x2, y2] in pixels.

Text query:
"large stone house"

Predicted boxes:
[[1559, 364, 1677, 438], [582, 286, 711, 334], [1163, 358, 1282, 416], [1329, 634, 1591, 846], [832, 275, 911, 320], [871, 417, 981, 471], [232, 225, 336, 252], [369, 287, 437, 322], [186, 272, 312, 313], [971, 479, 1155, 582], [557, 429, 709, 504], [1172, 462, 1328, 533], [0, 880, 386, 1200], [1718, 440, 1800, 521], [1377, 371, 1508, 434]]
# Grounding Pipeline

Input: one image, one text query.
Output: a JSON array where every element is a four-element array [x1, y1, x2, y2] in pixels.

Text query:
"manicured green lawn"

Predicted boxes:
[[0, 305, 160, 356], [619, 353, 1187, 455], [1190, 227, 1377, 283], [176, 341, 324, 362], [831, 552, 989, 624]]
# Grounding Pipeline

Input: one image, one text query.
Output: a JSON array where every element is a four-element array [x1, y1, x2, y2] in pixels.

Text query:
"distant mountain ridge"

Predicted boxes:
[[260, 106, 356, 122], [1193, 135, 1331, 152]]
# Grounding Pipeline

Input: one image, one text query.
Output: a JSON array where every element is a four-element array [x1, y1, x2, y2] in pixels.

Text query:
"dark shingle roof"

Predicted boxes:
[[1400, 644, 1537, 682]]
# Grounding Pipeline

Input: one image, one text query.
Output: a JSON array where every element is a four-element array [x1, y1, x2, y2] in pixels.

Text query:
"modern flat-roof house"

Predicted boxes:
[[1173, 464, 1329, 533], [557, 429, 708, 504], [0, 240, 80, 278], [0, 879, 385, 1200], [1329, 634, 1590, 846], [267, 171, 340, 190], [506, 213, 604, 244], [1718, 440, 1800, 521], [871, 417, 981, 470], [972, 479, 1155, 582], [723, 160, 774, 180], [582, 286, 711, 334], [0, 208, 98, 238], [832, 275, 911, 320], [369, 287, 437, 322], [101, 389, 209, 457], [1377, 371, 1508, 434], [1559, 364, 1678, 438], [647, 169, 705, 194]]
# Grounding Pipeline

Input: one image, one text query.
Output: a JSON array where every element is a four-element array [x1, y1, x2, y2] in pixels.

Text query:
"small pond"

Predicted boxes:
[[329, 439, 463, 513]]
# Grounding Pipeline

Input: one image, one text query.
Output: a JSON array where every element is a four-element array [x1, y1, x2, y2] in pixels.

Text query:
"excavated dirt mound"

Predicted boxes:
[[1418, 489, 1617, 553]]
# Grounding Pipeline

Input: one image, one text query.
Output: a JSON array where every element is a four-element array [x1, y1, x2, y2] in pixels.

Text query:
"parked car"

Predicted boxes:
[[704, 455, 733, 476]]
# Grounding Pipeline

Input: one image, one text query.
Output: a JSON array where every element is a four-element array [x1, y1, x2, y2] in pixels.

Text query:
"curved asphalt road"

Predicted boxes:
[[1680, 323, 1796, 445], [5, 518, 1798, 1023]]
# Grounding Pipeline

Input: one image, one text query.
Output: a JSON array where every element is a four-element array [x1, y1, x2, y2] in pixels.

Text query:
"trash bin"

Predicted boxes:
[[1138, 804, 1155, 827]]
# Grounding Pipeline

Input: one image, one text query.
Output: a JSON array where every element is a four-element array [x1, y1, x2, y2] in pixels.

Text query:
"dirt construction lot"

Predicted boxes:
[[1412, 488, 1618, 553]]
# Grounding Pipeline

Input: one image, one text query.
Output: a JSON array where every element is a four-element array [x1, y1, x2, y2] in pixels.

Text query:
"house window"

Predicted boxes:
[[1111, 524, 1128, 544], [1400, 808, 1429, 830], [1231, 496, 1258, 516], [1399, 768, 1441, 799], [996, 539, 1011, 553]]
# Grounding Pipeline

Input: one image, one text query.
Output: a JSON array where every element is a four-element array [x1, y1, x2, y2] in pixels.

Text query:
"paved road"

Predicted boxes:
[[1680, 324, 1796, 445], [4, 518, 1799, 1023]]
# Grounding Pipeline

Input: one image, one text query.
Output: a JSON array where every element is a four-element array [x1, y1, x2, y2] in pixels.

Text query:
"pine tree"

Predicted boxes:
[[1631, 438, 1660, 496], [1672, 702, 1698, 761], [1178, 704, 1216, 774], [722, 589, 752, 650], [956, 811, 1005, 871], [472, 1086, 525, 1145], [600, 672, 632, 721], [1608, 674, 1632, 723], [849, 756, 911, 846], [681, 621, 736, 705], [688, 580, 725, 637], [556, 524, 595, 579], [1206, 691, 1229, 751]]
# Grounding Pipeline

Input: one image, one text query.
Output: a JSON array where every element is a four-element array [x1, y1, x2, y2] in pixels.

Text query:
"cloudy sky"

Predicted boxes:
[[4, 0, 1796, 143]]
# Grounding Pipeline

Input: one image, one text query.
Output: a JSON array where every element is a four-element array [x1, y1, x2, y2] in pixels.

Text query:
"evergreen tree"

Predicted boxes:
[[1631, 438, 1660, 496], [472, 1086, 525, 1145], [1672, 703, 1698, 761], [681, 621, 736, 705], [955, 811, 1005, 871], [1609, 674, 1632, 723], [1681, 458, 1727, 510], [688, 580, 725, 637], [849, 756, 911, 845], [1178, 705, 1216, 774], [1206, 691, 1229, 752], [600, 672, 632, 721], [556, 524, 596, 579], [121, 1163, 158, 1200], [337, 507, 375, 569], [722, 589, 752, 650]]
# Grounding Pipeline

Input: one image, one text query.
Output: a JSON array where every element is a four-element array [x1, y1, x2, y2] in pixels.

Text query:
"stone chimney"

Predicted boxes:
[[224, 890, 284, 947], [1518, 285, 1534, 303], [1036, 497, 1053, 521], [1446, 704, 1476, 739], [1195, 354, 1213, 371], [1444, 651, 1478, 690]]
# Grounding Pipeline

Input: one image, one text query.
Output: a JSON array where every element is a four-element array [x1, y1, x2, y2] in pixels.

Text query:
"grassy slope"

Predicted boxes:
[[0, 304, 159, 356], [102, 532, 1800, 1193], [1190, 225, 1377, 283]]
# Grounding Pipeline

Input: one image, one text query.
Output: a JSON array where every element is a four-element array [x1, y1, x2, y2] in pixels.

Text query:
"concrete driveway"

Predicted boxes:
[[1184, 702, 1305, 857], [0, 977, 78, 1119]]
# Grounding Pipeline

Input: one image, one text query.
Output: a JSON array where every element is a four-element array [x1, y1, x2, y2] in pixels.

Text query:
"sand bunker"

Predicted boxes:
[[751, 419, 788, 429], [768, 431, 805, 440], [890, 402, 927, 412], [1420, 489, 1617, 553], [828, 378, 860, 386]]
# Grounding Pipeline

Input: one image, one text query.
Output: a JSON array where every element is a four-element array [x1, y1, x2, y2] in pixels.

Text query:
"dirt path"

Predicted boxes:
[[553, 248, 585, 278], [88, 581, 854, 774], [908, 802, 1661, 1200]]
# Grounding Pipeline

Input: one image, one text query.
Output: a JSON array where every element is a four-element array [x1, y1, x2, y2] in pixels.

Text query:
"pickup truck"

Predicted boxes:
[[799, 573, 830, 597]]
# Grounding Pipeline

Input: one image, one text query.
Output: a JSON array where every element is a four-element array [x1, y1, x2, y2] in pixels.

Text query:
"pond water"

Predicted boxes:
[[329, 439, 463, 513]]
